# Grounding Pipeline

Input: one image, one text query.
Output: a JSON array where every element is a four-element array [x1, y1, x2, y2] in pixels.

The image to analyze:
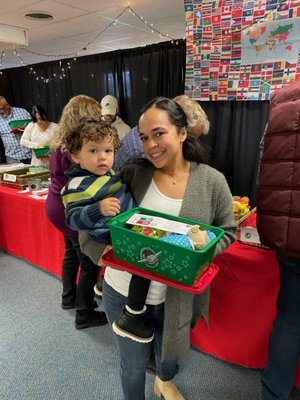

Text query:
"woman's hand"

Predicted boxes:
[[100, 197, 121, 216]]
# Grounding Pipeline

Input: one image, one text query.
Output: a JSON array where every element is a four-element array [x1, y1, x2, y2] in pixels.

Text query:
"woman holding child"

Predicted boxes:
[[80, 97, 236, 400]]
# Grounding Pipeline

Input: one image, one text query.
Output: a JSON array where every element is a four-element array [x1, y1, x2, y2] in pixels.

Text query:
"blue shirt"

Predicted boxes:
[[113, 126, 145, 171], [0, 107, 32, 160]]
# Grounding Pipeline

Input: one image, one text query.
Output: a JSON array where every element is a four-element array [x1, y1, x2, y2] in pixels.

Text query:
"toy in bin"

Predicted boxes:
[[108, 207, 224, 286], [133, 224, 216, 251]]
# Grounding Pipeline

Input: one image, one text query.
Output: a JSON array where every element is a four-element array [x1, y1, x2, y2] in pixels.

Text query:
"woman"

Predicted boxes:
[[45, 95, 107, 330], [113, 95, 210, 171], [173, 94, 210, 138], [20, 105, 57, 167], [80, 97, 236, 400]]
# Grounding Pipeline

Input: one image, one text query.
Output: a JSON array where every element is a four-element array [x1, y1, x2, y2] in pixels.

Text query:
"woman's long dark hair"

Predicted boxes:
[[139, 97, 210, 165], [31, 105, 47, 122]]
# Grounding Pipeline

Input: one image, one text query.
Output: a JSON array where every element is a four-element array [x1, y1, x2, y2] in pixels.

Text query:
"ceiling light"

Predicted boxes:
[[24, 12, 55, 21], [0, 24, 28, 50]]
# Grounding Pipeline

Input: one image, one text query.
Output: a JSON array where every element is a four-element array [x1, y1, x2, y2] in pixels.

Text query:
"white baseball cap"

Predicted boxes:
[[101, 95, 118, 115]]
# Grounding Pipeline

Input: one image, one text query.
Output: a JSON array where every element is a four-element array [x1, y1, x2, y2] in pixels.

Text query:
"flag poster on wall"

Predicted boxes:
[[184, 0, 300, 100]]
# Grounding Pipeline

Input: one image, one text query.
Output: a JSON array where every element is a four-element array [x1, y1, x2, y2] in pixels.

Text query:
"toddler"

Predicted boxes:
[[61, 118, 153, 343]]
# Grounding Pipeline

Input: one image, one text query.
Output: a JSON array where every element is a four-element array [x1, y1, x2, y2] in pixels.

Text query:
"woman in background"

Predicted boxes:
[[45, 95, 107, 330], [20, 105, 57, 167], [173, 95, 210, 138]]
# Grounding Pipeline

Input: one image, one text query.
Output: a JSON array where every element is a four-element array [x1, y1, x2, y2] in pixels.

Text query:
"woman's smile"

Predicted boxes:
[[148, 149, 165, 160]]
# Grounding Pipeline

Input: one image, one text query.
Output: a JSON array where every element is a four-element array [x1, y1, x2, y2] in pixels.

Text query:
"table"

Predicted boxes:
[[1, 185, 299, 388], [0, 185, 64, 278], [191, 241, 300, 388]]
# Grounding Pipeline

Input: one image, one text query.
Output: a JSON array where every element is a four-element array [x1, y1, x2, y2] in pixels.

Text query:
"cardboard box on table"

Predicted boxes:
[[0, 166, 50, 189]]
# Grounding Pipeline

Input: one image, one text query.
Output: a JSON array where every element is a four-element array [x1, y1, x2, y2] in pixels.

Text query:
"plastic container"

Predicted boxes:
[[27, 178, 42, 191], [0, 167, 50, 189], [9, 119, 32, 134], [102, 249, 219, 293], [108, 207, 225, 285], [33, 146, 51, 158]]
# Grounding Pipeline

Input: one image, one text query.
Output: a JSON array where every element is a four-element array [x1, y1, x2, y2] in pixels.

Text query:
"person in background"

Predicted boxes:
[[45, 95, 107, 330], [0, 96, 31, 164], [113, 126, 145, 171], [113, 94, 210, 171], [20, 105, 58, 167], [100, 95, 131, 140], [80, 97, 236, 400], [173, 94, 210, 138], [257, 81, 300, 400]]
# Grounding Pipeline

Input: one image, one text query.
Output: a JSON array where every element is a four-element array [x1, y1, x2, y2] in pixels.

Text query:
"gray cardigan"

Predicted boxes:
[[79, 160, 236, 360]]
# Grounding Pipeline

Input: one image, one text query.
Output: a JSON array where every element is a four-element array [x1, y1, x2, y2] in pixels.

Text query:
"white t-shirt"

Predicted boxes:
[[104, 179, 183, 305]]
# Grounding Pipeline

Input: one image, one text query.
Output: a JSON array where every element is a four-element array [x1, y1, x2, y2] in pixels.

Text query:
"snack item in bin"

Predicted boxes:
[[131, 225, 166, 239], [131, 222, 217, 251]]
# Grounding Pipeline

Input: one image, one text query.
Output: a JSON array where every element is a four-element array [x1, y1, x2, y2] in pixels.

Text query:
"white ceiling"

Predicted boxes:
[[0, 0, 186, 71]]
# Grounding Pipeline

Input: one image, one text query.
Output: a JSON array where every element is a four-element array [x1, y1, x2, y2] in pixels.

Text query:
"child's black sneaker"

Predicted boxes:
[[112, 307, 153, 343]]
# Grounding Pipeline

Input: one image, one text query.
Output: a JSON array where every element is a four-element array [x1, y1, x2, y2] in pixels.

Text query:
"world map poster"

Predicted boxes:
[[242, 19, 300, 64], [185, 0, 300, 100]]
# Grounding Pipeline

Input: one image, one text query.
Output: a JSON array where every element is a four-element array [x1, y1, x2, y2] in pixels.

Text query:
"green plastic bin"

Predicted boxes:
[[33, 146, 51, 158], [9, 119, 32, 129], [108, 207, 224, 285], [9, 119, 32, 134]]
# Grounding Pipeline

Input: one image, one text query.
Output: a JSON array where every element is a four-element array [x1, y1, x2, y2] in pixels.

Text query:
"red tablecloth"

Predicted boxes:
[[1, 185, 299, 388], [191, 241, 300, 388], [0, 185, 64, 278]]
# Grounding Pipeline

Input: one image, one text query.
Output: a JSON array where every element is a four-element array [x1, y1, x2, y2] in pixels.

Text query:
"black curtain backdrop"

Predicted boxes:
[[0, 39, 269, 204]]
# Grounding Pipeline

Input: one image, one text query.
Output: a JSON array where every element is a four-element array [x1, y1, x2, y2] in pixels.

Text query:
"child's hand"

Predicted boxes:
[[100, 197, 121, 216]]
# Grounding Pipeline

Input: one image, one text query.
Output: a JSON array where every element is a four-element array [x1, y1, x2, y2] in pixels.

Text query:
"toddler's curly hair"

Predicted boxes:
[[61, 118, 120, 154]]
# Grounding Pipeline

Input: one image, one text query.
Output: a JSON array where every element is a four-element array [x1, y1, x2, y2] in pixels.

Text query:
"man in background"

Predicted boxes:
[[0, 96, 31, 164], [100, 95, 130, 140], [257, 81, 300, 400]]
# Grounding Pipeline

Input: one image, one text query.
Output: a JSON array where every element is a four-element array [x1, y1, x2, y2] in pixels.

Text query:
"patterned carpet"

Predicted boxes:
[[0, 248, 295, 400]]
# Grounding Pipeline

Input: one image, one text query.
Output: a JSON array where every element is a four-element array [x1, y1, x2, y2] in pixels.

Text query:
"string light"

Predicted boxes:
[[0, 5, 176, 83]]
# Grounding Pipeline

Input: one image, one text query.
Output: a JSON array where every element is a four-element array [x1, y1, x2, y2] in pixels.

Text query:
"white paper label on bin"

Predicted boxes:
[[3, 173, 17, 182], [126, 213, 193, 235]]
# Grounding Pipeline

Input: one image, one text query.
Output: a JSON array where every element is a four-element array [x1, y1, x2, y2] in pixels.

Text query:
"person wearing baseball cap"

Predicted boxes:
[[100, 95, 131, 140]]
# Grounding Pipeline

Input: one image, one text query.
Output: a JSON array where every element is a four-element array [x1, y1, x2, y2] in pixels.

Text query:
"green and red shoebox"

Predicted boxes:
[[108, 207, 224, 286], [9, 119, 32, 134], [33, 146, 51, 158]]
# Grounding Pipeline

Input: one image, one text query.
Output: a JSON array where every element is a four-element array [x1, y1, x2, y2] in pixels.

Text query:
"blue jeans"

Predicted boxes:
[[261, 252, 300, 400], [102, 279, 178, 400]]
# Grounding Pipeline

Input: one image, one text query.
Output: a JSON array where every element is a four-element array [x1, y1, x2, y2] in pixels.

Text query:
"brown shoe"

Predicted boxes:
[[153, 376, 185, 400]]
